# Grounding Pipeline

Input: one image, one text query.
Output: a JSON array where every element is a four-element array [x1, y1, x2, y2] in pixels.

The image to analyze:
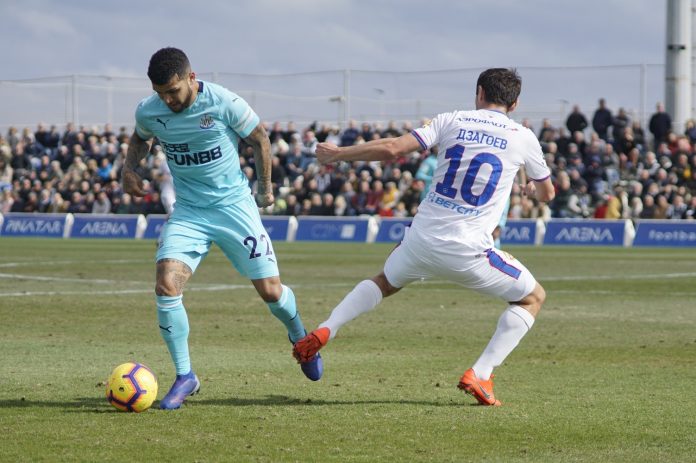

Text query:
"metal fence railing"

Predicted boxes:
[[0, 64, 664, 133]]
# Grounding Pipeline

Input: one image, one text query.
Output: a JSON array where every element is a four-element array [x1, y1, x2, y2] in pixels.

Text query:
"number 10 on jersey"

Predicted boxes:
[[435, 145, 503, 207]]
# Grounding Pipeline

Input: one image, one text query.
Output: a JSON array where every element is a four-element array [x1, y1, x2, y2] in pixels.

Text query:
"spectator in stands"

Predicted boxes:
[[612, 108, 630, 146], [382, 120, 402, 138], [538, 118, 555, 142], [378, 181, 399, 217], [282, 193, 300, 216], [340, 120, 360, 146], [649, 102, 672, 149], [11, 142, 32, 179], [669, 194, 688, 219], [0, 188, 13, 213], [592, 98, 613, 141], [685, 119, 696, 144], [0, 157, 12, 190], [333, 195, 348, 216], [566, 105, 588, 135], [358, 122, 374, 143], [270, 155, 287, 195], [685, 196, 696, 219], [654, 194, 670, 219], [282, 121, 299, 144], [47, 192, 67, 213], [300, 130, 318, 170], [6, 127, 20, 151], [92, 191, 112, 214], [551, 171, 580, 218]]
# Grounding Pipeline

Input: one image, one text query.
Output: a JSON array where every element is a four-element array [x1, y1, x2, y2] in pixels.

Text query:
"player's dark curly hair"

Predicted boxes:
[[476, 68, 521, 110], [147, 47, 191, 85]]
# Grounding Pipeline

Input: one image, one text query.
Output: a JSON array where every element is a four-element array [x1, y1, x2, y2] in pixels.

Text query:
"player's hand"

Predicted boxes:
[[255, 184, 274, 208], [316, 142, 340, 164], [522, 181, 536, 198], [122, 169, 147, 197]]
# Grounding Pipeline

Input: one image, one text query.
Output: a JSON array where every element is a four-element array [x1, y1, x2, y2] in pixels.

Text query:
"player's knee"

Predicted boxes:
[[372, 273, 399, 298], [534, 283, 547, 307], [515, 282, 545, 316], [155, 278, 180, 297], [253, 277, 283, 302]]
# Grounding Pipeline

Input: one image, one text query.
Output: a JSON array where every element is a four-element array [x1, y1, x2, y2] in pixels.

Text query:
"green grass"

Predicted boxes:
[[0, 238, 695, 462]]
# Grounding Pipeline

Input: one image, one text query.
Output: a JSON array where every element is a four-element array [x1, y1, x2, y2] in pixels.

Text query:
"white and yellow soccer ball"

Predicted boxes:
[[105, 362, 158, 412]]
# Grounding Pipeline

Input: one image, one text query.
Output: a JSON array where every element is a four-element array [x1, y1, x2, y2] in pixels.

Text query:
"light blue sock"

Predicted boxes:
[[267, 285, 306, 343], [156, 295, 191, 376]]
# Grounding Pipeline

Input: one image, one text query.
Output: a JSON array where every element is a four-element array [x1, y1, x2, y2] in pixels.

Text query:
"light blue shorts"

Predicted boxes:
[[156, 195, 279, 280]]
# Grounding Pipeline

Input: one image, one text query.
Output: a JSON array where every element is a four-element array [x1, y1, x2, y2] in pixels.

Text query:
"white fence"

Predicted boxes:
[[0, 64, 664, 133]]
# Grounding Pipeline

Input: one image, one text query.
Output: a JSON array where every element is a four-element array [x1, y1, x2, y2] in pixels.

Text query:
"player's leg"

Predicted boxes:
[[471, 282, 544, 381], [156, 257, 203, 409], [453, 249, 542, 405], [213, 196, 318, 379], [252, 275, 323, 380], [252, 276, 306, 344], [293, 239, 428, 363], [155, 209, 210, 409]]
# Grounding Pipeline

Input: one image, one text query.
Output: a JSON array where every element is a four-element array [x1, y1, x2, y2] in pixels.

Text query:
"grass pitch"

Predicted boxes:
[[0, 238, 695, 462]]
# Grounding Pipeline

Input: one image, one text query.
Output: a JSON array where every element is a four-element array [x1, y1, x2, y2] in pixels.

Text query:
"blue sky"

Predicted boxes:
[[0, 0, 667, 128], [1, 0, 665, 78]]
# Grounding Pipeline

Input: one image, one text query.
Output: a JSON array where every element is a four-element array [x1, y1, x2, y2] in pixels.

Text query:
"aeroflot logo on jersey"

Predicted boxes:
[[165, 145, 223, 166]]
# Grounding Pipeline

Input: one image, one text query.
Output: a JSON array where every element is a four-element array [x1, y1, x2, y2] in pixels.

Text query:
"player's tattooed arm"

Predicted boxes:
[[244, 123, 274, 208], [121, 131, 153, 197]]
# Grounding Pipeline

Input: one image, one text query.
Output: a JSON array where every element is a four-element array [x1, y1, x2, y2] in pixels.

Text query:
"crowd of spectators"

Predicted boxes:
[[1, 98, 696, 222]]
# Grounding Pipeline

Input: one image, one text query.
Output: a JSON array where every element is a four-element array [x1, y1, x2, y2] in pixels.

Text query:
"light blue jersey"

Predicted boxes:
[[135, 81, 259, 207]]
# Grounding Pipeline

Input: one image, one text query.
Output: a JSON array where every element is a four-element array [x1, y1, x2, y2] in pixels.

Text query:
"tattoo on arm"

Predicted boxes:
[[124, 132, 153, 171], [244, 124, 272, 187]]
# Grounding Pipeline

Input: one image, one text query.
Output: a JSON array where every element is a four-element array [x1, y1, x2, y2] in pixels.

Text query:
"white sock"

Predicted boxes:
[[319, 279, 383, 339], [472, 305, 535, 381]]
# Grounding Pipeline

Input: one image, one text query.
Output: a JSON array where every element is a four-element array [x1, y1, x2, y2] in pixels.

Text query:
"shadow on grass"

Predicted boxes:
[[0, 394, 475, 411]]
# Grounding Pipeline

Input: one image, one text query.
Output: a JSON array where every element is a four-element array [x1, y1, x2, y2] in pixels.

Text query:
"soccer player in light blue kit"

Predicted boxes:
[[122, 48, 322, 410]]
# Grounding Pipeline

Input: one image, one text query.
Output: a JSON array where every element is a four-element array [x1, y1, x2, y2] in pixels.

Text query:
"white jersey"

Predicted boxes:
[[410, 109, 550, 253]]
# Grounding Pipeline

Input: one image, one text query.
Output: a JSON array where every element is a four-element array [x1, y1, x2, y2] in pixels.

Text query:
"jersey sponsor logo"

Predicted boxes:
[[199, 114, 215, 129], [458, 117, 507, 128], [166, 146, 223, 166], [426, 191, 482, 216], [156, 118, 170, 129]]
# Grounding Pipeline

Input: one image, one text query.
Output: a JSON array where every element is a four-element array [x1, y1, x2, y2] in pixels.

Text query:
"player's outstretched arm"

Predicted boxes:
[[316, 133, 421, 164], [122, 131, 153, 197], [244, 123, 274, 208]]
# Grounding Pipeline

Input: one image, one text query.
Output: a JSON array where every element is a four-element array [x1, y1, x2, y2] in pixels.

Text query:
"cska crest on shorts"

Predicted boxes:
[[199, 114, 215, 129]]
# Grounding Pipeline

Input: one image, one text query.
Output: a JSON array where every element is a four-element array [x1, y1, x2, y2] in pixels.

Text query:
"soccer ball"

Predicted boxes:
[[105, 362, 158, 412]]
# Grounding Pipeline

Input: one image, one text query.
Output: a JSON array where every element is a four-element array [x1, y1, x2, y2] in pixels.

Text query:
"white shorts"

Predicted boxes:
[[383, 227, 537, 302]]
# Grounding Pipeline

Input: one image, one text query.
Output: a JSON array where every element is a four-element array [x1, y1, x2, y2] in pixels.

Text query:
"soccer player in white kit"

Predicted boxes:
[[293, 68, 555, 406]]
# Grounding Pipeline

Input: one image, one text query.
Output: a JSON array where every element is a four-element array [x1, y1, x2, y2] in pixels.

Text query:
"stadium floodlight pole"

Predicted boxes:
[[328, 96, 344, 127], [71, 74, 79, 126], [343, 69, 351, 129], [665, 0, 691, 130]]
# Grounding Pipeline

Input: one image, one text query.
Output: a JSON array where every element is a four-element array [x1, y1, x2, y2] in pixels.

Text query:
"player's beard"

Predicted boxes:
[[169, 86, 194, 113]]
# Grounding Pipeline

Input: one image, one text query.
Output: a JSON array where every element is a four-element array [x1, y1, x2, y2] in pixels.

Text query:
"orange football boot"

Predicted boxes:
[[458, 368, 502, 406], [293, 327, 330, 363]]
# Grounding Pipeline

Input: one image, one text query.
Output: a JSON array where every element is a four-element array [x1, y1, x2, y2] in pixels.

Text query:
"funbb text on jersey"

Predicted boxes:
[[164, 145, 223, 166], [456, 129, 508, 150]]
